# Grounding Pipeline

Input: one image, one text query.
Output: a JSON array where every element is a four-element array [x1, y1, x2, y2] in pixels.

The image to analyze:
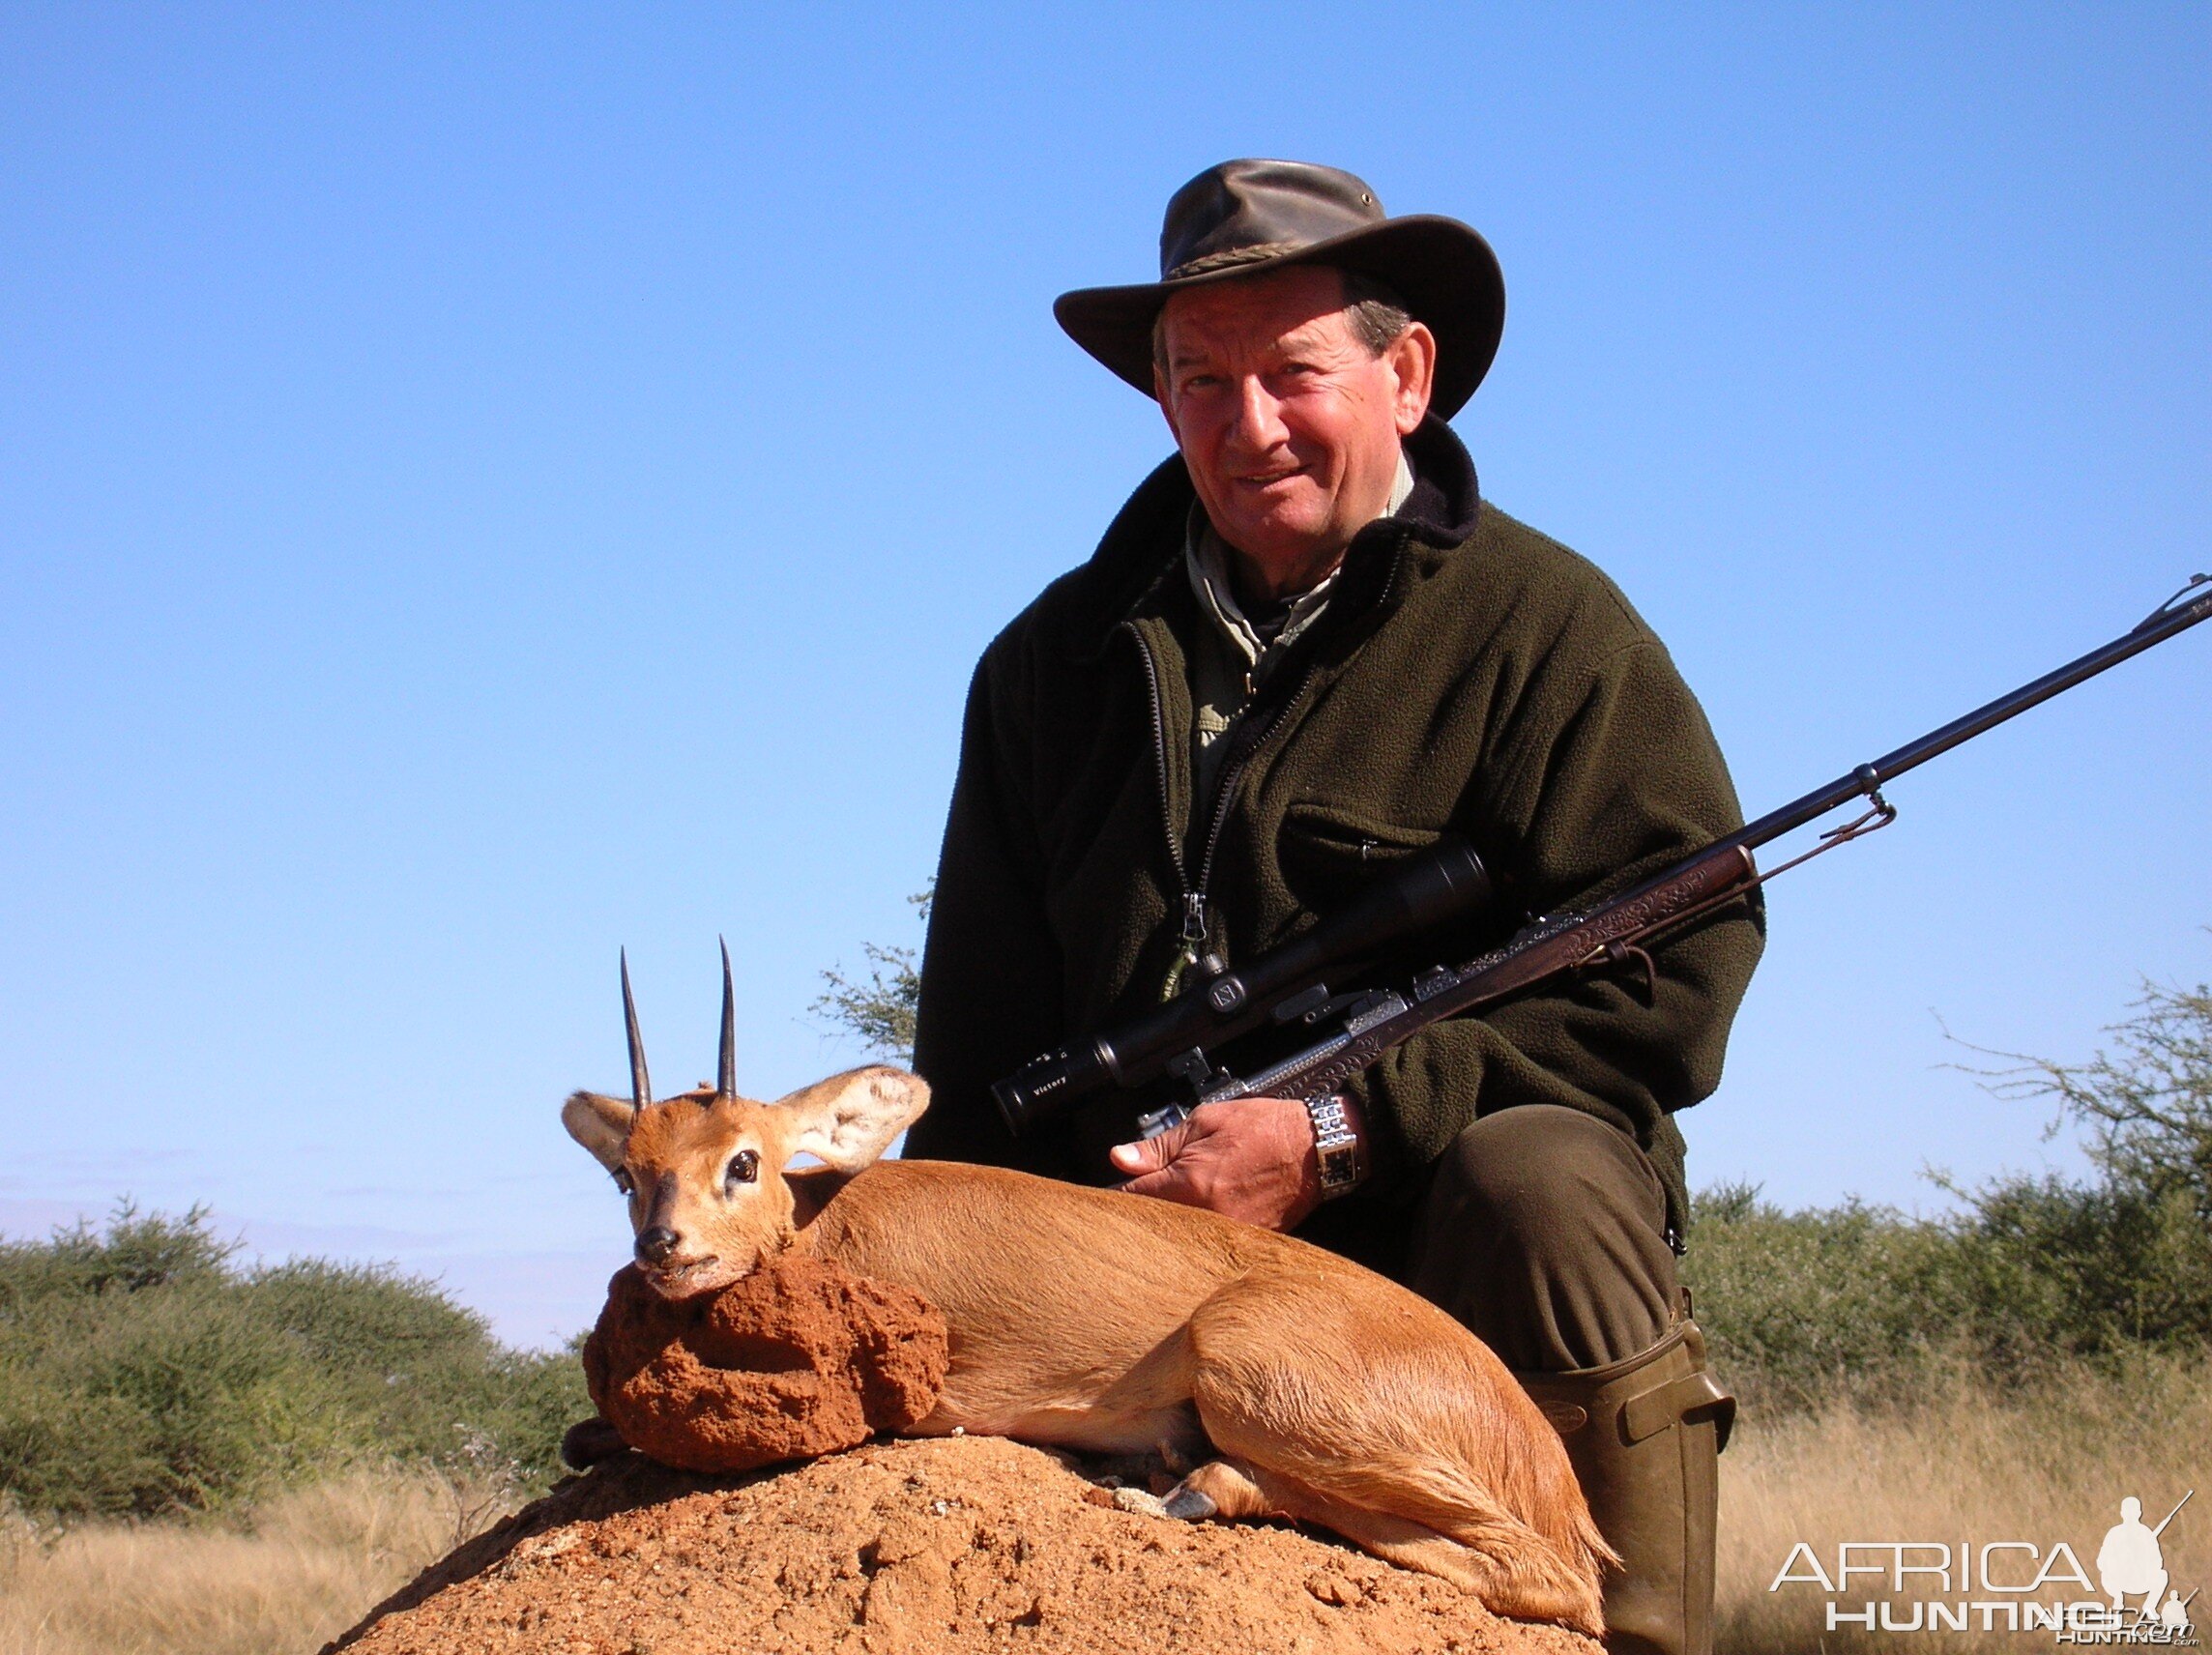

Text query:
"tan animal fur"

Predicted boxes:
[[564, 1060, 1614, 1634]]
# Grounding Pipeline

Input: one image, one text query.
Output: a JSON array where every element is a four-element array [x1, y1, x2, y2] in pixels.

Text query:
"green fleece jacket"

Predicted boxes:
[[907, 417, 1763, 1236]]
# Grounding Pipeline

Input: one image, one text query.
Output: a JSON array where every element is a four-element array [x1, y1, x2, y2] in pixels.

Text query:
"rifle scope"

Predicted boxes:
[[992, 836, 1491, 1138]]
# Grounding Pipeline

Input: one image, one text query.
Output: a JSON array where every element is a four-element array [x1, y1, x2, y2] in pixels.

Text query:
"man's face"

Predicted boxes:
[[1154, 266, 1435, 586]]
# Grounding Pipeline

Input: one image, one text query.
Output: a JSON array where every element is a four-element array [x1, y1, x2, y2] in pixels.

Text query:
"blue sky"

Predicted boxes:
[[3, 5, 2205, 1346]]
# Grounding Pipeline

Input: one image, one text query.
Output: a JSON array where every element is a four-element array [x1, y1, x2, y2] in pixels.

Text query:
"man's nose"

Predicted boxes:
[[1227, 375, 1289, 450], [635, 1226, 680, 1265]]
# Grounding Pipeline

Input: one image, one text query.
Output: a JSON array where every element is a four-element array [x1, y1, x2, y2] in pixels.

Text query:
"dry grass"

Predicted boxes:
[[1718, 1352, 2211, 1653], [0, 1467, 518, 1655]]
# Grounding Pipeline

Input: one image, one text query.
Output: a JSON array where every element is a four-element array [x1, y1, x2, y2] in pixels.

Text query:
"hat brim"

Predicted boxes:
[[1052, 215, 1505, 420]]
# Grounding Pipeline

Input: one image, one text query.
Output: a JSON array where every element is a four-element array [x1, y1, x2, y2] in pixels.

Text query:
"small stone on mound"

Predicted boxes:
[[582, 1253, 948, 1473]]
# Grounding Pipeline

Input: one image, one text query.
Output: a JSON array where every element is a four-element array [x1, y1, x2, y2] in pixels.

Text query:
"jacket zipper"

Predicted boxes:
[[1128, 624, 1201, 963], [1126, 620, 1321, 995]]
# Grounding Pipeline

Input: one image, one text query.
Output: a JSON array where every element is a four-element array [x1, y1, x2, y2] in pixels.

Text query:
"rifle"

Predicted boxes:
[[992, 575, 2212, 1143], [2152, 1490, 2194, 1539]]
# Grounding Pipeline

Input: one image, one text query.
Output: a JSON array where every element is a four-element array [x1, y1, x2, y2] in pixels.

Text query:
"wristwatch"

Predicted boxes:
[[1304, 1093, 1366, 1200]]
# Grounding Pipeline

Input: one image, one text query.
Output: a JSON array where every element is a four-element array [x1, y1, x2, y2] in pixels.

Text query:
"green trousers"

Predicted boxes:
[[1300, 1103, 1682, 1371], [1300, 1104, 1727, 1655]]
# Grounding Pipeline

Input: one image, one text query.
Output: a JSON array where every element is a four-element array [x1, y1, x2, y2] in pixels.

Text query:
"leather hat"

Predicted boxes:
[[1054, 159, 1505, 419]]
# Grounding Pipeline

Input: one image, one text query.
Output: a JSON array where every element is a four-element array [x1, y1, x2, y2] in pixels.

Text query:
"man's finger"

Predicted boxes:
[[1117, 1165, 1206, 1206], [1109, 1123, 1189, 1176], [1107, 1139, 1159, 1176]]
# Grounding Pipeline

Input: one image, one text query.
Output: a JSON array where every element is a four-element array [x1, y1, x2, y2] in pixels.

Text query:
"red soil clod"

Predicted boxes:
[[581, 1255, 949, 1473]]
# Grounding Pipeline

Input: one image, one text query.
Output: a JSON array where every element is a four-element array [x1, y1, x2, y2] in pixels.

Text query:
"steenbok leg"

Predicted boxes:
[[1170, 1264, 1609, 1633]]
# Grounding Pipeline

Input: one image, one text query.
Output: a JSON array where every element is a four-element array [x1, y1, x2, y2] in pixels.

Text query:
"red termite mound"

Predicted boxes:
[[581, 1255, 948, 1473], [325, 1436, 1599, 1655]]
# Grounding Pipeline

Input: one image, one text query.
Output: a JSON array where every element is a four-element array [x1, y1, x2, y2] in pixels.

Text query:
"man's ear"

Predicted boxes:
[[775, 1066, 930, 1174], [1388, 320, 1438, 435], [563, 1090, 634, 1172]]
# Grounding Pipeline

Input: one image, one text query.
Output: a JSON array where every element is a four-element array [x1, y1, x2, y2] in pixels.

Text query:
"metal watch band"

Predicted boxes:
[[1304, 1093, 1364, 1199]]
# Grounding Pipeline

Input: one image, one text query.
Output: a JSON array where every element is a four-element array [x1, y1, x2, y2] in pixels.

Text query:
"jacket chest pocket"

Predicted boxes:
[[1275, 801, 1447, 917]]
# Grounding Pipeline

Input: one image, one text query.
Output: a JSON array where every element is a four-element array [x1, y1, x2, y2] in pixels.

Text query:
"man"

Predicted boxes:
[[908, 159, 1762, 1655], [2097, 1497, 2169, 1618]]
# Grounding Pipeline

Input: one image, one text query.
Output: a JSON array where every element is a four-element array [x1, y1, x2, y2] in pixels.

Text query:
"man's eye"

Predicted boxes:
[[612, 1169, 634, 1196], [726, 1149, 760, 1186]]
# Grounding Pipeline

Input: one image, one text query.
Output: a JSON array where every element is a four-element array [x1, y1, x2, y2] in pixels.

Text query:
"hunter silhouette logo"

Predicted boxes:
[[1766, 1487, 2197, 1642], [2100, 1495, 2184, 1620]]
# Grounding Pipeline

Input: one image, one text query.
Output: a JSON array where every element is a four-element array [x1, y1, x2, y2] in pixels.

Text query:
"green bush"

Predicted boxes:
[[1688, 974, 2212, 1412], [813, 886, 932, 1061], [1680, 1186, 1963, 1411], [0, 1205, 586, 1520]]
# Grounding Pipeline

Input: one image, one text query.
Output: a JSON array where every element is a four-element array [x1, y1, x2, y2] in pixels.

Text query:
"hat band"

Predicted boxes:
[[1163, 240, 1309, 280]]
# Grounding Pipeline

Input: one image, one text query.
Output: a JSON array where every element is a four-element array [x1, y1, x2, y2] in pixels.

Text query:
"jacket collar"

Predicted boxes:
[[1072, 413, 1481, 658]]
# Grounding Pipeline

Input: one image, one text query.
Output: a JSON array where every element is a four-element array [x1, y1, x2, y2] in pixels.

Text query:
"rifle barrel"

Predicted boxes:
[[1719, 578, 2212, 858], [2152, 1489, 2194, 1537]]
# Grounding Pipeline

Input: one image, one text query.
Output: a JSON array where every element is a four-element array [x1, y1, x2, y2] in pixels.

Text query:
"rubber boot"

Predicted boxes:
[[1516, 1321, 1735, 1655]]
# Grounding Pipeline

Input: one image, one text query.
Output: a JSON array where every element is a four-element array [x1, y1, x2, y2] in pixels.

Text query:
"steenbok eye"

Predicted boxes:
[[612, 1169, 634, 1196], [726, 1149, 760, 1188]]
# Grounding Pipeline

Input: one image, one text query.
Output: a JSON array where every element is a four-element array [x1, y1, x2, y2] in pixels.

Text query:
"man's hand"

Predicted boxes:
[[1109, 1095, 1339, 1231]]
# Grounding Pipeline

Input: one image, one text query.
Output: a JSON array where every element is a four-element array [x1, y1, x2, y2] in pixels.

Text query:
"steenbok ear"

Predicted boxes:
[[777, 1066, 930, 1174], [563, 1090, 635, 1172]]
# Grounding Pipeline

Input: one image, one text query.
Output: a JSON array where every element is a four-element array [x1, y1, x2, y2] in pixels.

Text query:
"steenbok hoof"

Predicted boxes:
[[560, 1416, 629, 1469], [1162, 1485, 1218, 1520]]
